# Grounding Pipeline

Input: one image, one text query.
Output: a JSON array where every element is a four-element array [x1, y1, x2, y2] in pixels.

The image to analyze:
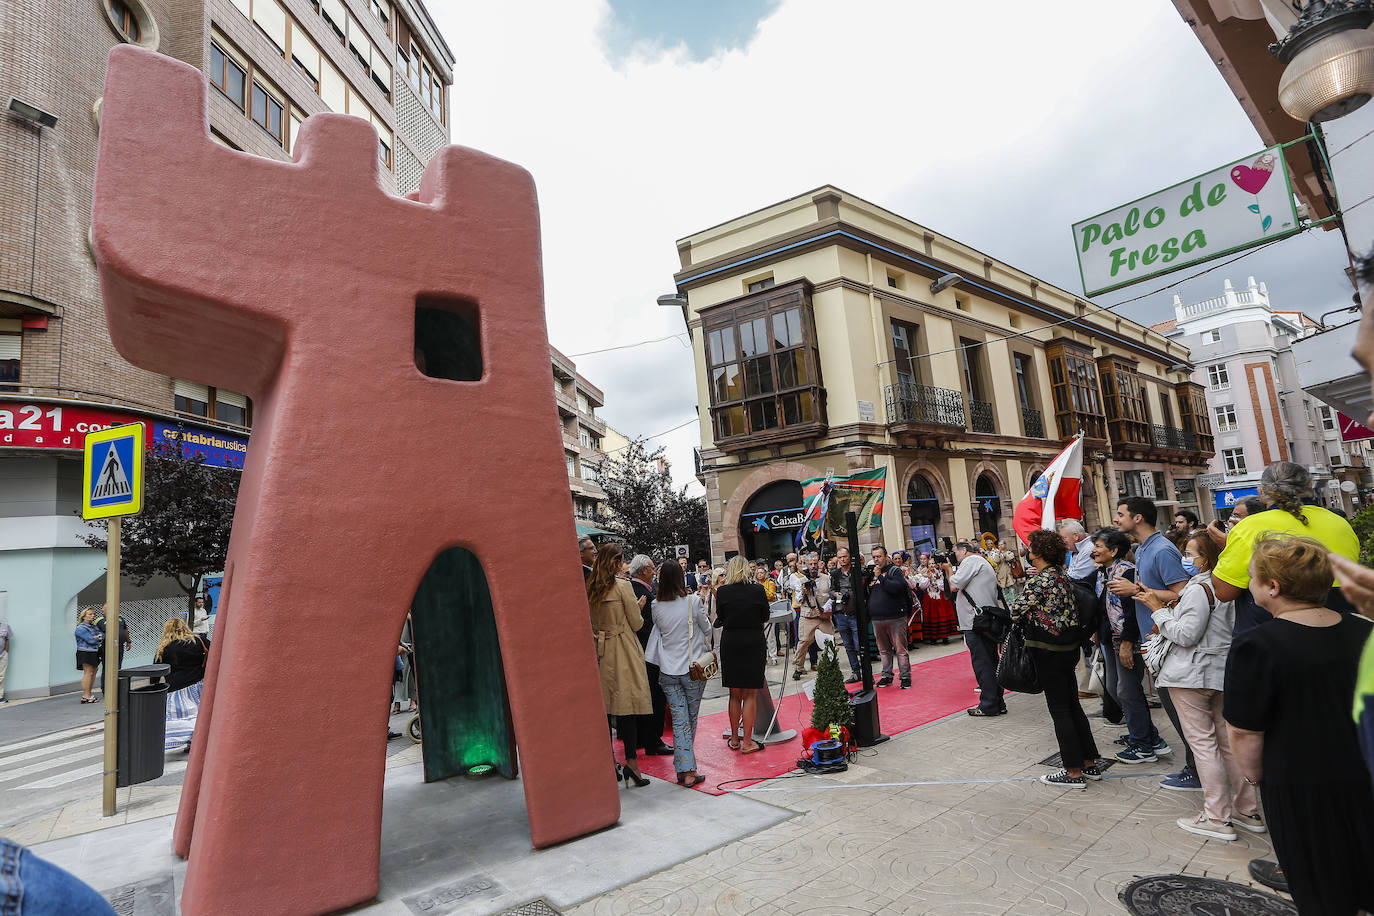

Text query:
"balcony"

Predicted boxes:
[[1151, 425, 1196, 451], [885, 383, 965, 445], [1022, 407, 1044, 439], [694, 447, 704, 484], [554, 387, 577, 418], [580, 410, 607, 436], [969, 400, 995, 434]]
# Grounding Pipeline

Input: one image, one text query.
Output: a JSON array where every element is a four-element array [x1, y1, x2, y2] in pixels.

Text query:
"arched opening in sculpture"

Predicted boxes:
[[410, 546, 517, 780]]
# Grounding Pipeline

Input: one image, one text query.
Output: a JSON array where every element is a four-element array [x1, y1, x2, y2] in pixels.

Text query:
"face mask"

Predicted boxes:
[[1181, 557, 1197, 575]]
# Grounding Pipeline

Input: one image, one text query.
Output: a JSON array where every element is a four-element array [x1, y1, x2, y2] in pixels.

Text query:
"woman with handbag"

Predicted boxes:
[[587, 544, 654, 787], [155, 617, 210, 752], [1009, 529, 1103, 789], [715, 556, 769, 754], [645, 561, 714, 788], [1138, 530, 1258, 841], [74, 607, 103, 704]]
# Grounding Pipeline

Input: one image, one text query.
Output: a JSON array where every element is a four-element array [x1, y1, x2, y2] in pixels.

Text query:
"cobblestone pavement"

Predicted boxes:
[[568, 674, 1279, 915]]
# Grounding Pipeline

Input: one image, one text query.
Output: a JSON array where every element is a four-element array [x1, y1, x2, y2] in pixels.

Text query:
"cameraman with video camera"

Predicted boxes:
[[791, 554, 834, 681], [944, 541, 1007, 717]]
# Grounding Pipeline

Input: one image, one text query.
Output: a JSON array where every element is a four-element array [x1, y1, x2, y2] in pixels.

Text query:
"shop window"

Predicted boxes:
[[703, 283, 824, 444]]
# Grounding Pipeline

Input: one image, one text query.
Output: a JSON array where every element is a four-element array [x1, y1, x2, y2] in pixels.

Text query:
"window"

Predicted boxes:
[[174, 381, 251, 427], [579, 428, 593, 449], [1320, 405, 1336, 430], [1207, 364, 1230, 390], [1206, 329, 1221, 344], [746, 276, 775, 293], [954, 297, 968, 312], [1214, 404, 1238, 432], [1223, 448, 1247, 475], [576, 392, 589, 413], [703, 285, 823, 443], [565, 455, 575, 475], [370, 0, 390, 33], [1097, 355, 1149, 446], [209, 42, 247, 109], [109, 0, 141, 41], [890, 319, 920, 387], [215, 390, 248, 427], [1177, 381, 1214, 454], [1046, 340, 1106, 440], [0, 333, 20, 391], [1012, 353, 1034, 411], [251, 82, 284, 145], [1158, 390, 1174, 427], [959, 338, 985, 402], [886, 272, 904, 290], [252, 0, 288, 53], [174, 380, 210, 418]]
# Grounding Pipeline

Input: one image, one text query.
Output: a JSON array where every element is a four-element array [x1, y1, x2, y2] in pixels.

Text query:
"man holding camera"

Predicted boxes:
[[791, 554, 834, 680], [944, 542, 1007, 717], [868, 546, 912, 689], [829, 548, 864, 684]]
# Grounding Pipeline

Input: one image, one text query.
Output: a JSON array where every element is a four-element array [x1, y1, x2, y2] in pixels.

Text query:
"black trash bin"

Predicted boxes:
[[117, 663, 170, 788]]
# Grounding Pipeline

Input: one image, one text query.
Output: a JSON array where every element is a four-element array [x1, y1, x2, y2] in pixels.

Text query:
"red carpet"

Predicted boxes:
[[622, 649, 979, 795]]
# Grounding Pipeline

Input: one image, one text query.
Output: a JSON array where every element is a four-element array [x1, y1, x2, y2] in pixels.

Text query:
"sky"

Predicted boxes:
[[429, 0, 1357, 493]]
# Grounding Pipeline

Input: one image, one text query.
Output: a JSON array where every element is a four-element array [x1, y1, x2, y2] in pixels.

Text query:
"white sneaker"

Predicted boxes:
[[1177, 815, 1236, 841], [1233, 812, 1267, 834]]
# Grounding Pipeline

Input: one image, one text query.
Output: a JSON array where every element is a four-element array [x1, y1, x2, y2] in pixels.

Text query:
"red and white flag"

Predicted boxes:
[[1012, 435, 1084, 546]]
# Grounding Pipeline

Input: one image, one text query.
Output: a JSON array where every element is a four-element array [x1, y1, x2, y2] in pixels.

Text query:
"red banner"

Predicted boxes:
[[1341, 411, 1374, 443], [0, 402, 148, 450]]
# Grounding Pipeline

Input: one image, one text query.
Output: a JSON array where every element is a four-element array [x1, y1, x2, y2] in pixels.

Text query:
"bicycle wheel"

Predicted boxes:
[[407, 713, 421, 744]]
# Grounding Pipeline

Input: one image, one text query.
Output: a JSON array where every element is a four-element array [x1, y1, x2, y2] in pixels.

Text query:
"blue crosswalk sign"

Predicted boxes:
[[82, 423, 145, 520]]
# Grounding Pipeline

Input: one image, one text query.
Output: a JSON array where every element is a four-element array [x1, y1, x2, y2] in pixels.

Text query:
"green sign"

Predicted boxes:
[[1072, 144, 1301, 297]]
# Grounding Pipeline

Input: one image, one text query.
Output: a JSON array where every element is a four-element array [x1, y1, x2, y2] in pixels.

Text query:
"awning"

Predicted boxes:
[[576, 521, 612, 537]]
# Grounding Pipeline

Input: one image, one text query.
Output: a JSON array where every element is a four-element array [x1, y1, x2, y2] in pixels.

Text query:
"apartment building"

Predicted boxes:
[[666, 187, 1214, 561], [0, 0, 453, 696], [1152, 277, 1363, 519], [551, 347, 611, 536]]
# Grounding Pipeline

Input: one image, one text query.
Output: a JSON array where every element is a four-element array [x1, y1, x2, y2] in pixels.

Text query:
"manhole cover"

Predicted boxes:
[[1120, 875, 1296, 915], [1037, 752, 1116, 773], [499, 900, 561, 915]]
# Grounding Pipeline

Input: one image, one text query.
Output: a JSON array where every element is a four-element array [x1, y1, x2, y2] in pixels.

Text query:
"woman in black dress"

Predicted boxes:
[[1225, 535, 1374, 914], [714, 555, 769, 754]]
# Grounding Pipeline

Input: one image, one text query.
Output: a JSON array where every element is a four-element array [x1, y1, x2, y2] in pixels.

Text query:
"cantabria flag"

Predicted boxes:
[[1012, 435, 1084, 546], [823, 468, 887, 539]]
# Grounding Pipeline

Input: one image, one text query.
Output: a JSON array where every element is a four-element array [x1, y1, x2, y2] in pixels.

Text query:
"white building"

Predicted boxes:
[[1153, 277, 1362, 518]]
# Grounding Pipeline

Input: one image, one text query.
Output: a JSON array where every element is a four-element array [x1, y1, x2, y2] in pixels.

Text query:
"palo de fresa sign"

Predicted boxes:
[[1072, 144, 1301, 297]]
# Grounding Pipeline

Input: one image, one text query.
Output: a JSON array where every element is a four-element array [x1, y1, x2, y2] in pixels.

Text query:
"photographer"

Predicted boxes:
[[829, 548, 863, 683], [791, 554, 834, 681], [945, 542, 1006, 717], [868, 547, 913, 689]]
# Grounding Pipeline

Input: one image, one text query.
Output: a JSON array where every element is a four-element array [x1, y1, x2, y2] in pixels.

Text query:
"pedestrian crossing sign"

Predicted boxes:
[[82, 423, 145, 519]]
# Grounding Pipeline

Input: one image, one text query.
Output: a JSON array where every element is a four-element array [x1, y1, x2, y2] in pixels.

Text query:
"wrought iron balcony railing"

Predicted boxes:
[[1022, 407, 1044, 439], [970, 399, 995, 434], [1151, 425, 1196, 451], [884, 382, 965, 428]]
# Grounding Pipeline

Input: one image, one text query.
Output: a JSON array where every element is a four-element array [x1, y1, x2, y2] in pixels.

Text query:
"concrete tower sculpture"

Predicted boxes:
[[91, 45, 619, 915]]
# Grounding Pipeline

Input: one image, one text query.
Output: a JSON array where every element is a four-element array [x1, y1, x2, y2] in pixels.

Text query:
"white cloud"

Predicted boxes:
[[431, 0, 1353, 492]]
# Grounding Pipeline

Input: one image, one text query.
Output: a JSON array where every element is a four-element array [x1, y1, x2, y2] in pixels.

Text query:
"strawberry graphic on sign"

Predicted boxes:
[[1231, 152, 1277, 234]]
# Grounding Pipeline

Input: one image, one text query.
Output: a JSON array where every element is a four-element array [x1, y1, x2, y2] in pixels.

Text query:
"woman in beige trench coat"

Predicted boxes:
[[587, 543, 652, 787]]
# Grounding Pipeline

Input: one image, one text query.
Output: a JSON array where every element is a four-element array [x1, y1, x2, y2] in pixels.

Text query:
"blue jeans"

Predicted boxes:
[[1, 839, 116, 916], [832, 613, 862, 677], [1103, 643, 1160, 749], [658, 672, 705, 775]]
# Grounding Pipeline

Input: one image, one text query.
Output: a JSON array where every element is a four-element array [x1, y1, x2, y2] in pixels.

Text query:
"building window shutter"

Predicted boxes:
[[252, 0, 287, 51], [173, 380, 210, 402], [0, 335, 20, 361], [320, 0, 346, 30], [371, 50, 391, 87], [216, 389, 248, 409], [289, 23, 319, 79], [320, 61, 346, 111]]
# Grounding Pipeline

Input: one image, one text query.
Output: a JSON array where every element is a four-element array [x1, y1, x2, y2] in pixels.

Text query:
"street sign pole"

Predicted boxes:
[[102, 517, 121, 818], [81, 422, 144, 820]]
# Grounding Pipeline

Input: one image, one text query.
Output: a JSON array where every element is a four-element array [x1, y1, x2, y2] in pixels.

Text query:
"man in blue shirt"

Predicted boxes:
[[1111, 495, 1198, 792], [1058, 519, 1098, 582]]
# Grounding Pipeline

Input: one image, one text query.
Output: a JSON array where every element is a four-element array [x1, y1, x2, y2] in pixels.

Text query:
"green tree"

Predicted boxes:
[[1353, 502, 1374, 566], [81, 434, 240, 629], [809, 638, 853, 731], [597, 438, 709, 562]]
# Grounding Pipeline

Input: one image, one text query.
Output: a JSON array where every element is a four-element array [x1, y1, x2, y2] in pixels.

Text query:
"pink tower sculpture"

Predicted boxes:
[[91, 45, 619, 915]]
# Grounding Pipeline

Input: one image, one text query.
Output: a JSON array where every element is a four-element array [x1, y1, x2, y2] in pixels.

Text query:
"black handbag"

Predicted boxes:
[[996, 624, 1041, 694]]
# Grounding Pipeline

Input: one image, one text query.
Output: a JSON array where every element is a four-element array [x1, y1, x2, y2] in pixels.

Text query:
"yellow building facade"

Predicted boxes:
[[668, 187, 1215, 561]]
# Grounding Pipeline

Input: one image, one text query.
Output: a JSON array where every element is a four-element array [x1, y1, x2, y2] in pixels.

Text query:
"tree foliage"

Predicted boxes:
[[81, 435, 240, 627], [598, 438, 710, 562], [1354, 501, 1374, 567], [810, 638, 853, 731]]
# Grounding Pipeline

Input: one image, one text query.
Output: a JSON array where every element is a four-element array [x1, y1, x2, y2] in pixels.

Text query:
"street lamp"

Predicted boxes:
[[6, 97, 58, 129], [1272, 0, 1374, 122]]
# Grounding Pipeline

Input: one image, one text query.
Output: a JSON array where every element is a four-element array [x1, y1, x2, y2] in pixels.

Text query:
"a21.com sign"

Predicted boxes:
[[1072, 144, 1301, 297]]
